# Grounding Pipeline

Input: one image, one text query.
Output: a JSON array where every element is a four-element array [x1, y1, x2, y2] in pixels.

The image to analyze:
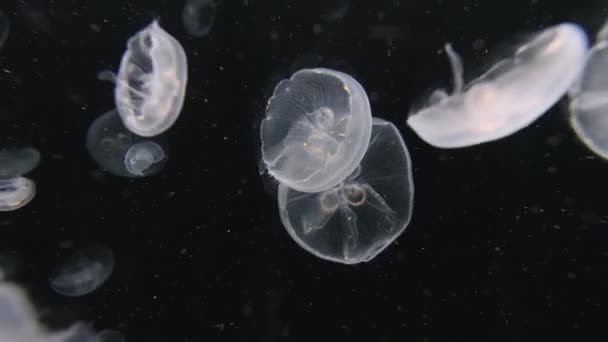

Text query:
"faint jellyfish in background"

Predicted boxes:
[[320, 0, 350, 23], [97, 330, 126, 342], [49, 244, 114, 297], [0, 282, 99, 341], [87, 110, 168, 178], [0, 147, 40, 211], [569, 19, 608, 159], [183, 0, 216, 37], [278, 118, 414, 264], [115, 20, 188, 137], [0, 11, 9, 49], [407, 23, 588, 148], [261, 68, 373, 193]]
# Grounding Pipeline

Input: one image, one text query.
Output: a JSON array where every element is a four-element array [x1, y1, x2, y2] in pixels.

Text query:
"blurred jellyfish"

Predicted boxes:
[[49, 244, 114, 297], [97, 330, 126, 342], [569, 20, 608, 159], [407, 23, 588, 148], [261, 68, 372, 193], [320, 0, 350, 23], [87, 110, 168, 178], [115, 20, 188, 137], [278, 118, 414, 264], [0, 11, 9, 49], [0, 147, 40, 212], [183, 0, 216, 37], [0, 282, 98, 341], [124, 141, 166, 176]]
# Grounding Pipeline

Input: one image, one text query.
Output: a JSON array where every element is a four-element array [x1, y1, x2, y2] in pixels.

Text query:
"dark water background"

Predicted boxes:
[[1, 0, 607, 341]]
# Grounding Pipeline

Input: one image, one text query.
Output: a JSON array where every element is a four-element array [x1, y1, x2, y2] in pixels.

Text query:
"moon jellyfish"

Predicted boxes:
[[0, 178, 36, 212], [0, 147, 40, 179], [98, 330, 126, 342], [407, 23, 588, 148], [87, 110, 168, 178], [261, 68, 373, 193], [0, 11, 8, 49], [115, 20, 188, 137], [124, 141, 166, 176], [0, 147, 40, 211], [569, 20, 608, 159], [278, 118, 414, 264], [49, 244, 114, 297], [183, 0, 216, 37], [0, 282, 98, 341]]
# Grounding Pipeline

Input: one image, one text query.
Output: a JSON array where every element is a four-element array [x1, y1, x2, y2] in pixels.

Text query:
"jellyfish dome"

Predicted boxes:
[[0, 147, 40, 180], [0, 177, 36, 212], [87, 109, 168, 178], [261, 68, 373, 193], [115, 20, 188, 137], [569, 20, 608, 159], [278, 118, 414, 264], [49, 244, 114, 297], [407, 23, 588, 148]]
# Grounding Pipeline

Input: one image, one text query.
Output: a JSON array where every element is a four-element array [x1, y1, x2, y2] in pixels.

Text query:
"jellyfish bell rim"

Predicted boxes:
[[261, 67, 373, 193], [0, 177, 36, 212]]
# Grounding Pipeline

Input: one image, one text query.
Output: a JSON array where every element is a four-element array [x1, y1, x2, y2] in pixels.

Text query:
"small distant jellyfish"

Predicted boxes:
[[115, 20, 188, 137], [261, 68, 373, 193], [87, 110, 168, 178], [49, 244, 114, 297], [183, 0, 216, 37], [124, 141, 166, 177], [0, 147, 40, 212], [0, 11, 9, 49], [407, 23, 588, 148], [98, 330, 126, 342], [278, 118, 414, 264], [0, 282, 99, 341], [569, 20, 608, 159]]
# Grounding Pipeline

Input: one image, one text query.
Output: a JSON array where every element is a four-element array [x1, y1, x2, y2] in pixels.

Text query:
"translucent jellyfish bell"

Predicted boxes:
[[183, 0, 216, 37], [408, 23, 588, 148], [49, 244, 114, 297], [278, 118, 414, 264], [0, 147, 40, 179], [115, 20, 188, 137], [0, 178, 36, 212], [124, 141, 166, 176], [569, 20, 608, 159], [261, 68, 373, 193], [87, 110, 168, 178]]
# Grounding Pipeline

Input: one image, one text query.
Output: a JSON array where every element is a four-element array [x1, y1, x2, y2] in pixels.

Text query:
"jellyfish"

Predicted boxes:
[[0, 282, 99, 341], [568, 20, 608, 159], [183, 0, 216, 37], [0, 147, 40, 179], [124, 141, 166, 176], [278, 118, 414, 264], [115, 20, 188, 137], [98, 330, 126, 342], [407, 23, 588, 148], [0, 147, 40, 212], [87, 110, 168, 178], [49, 244, 114, 297], [261, 68, 373, 193], [0, 11, 9, 49]]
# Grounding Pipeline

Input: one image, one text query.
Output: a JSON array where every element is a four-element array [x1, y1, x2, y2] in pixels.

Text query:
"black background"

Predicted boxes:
[[1, 0, 607, 341]]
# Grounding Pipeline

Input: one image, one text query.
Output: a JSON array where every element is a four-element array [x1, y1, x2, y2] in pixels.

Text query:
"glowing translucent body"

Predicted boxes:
[[183, 0, 216, 37], [261, 68, 372, 193], [0, 283, 98, 342], [569, 21, 608, 159], [0, 178, 36, 212], [408, 23, 588, 148], [87, 110, 167, 178], [278, 118, 414, 264], [0, 147, 40, 179], [49, 244, 114, 297], [0, 147, 39, 211], [115, 20, 188, 137]]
